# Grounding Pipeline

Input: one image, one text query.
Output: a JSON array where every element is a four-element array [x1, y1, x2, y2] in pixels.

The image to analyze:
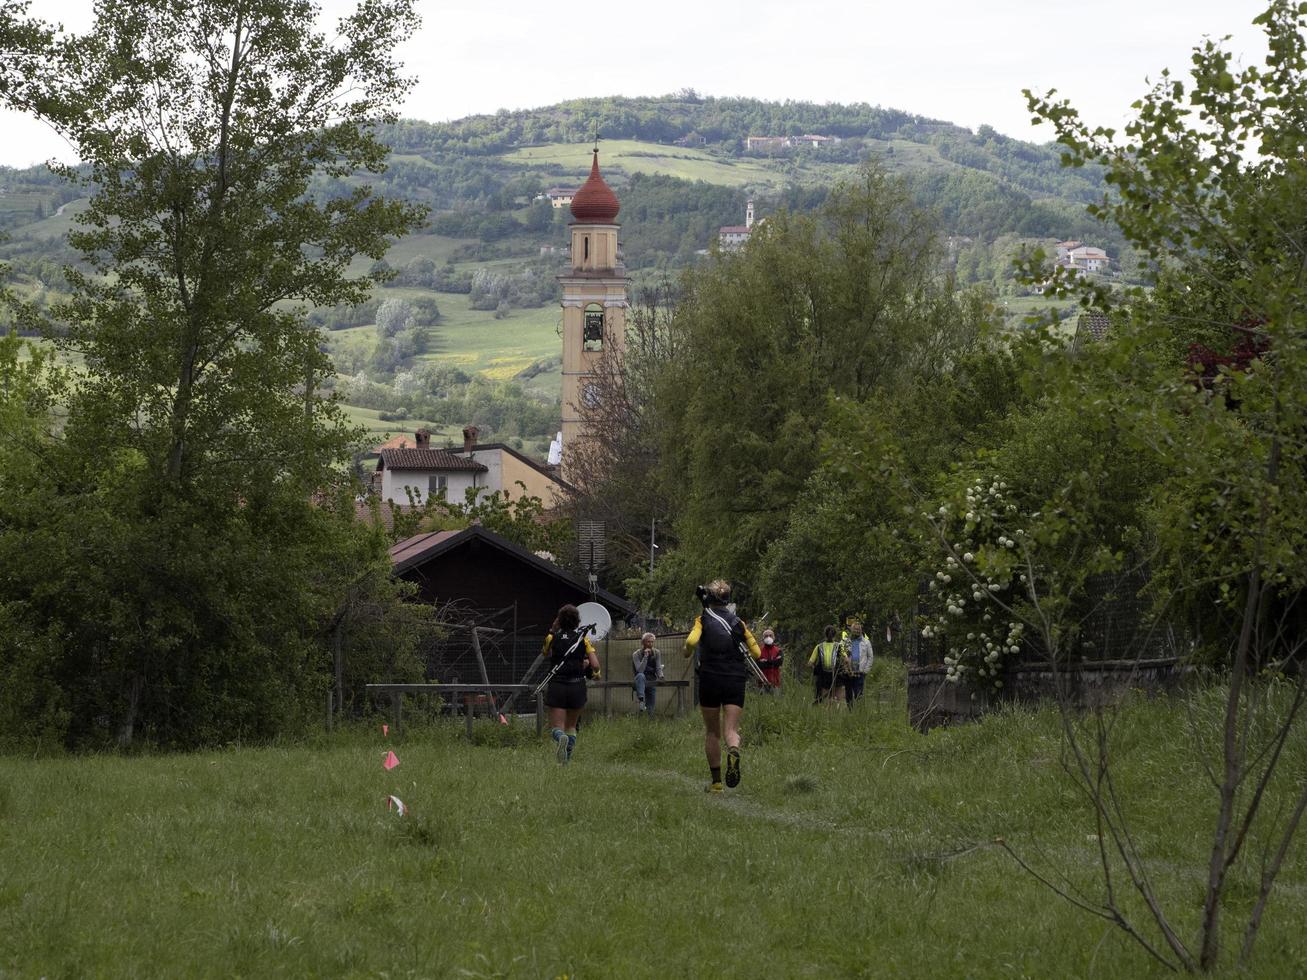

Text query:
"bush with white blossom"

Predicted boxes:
[[922, 477, 1036, 691]]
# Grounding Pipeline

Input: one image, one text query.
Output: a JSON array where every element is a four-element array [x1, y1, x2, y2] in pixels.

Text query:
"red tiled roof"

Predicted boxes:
[[569, 151, 620, 224], [719, 226, 751, 234], [1076, 312, 1112, 343], [378, 448, 487, 472]]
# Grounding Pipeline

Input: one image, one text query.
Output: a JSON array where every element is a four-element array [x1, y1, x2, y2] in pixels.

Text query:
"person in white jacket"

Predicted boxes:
[[845, 621, 874, 703]]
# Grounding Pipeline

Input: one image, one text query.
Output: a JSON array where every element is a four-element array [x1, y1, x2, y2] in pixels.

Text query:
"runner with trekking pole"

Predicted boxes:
[[538, 604, 601, 765], [684, 580, 762, 793]]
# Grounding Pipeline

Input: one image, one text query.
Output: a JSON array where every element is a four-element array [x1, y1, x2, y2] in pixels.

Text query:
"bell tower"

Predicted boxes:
[[558, 149, 628, 482]]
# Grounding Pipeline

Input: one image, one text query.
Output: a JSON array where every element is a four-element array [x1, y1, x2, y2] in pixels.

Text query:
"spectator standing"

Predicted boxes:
[[758, 628, 783, 689], [845, 621, 874, 703]]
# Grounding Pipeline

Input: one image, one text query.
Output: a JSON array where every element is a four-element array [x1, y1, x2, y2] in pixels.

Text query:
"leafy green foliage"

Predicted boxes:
[[340, 367, 558, 442], [639, 164, 993, 621], [0, 0, 426, 748], [1020, 0, 1307, 663], [387, 483, 574, 562]]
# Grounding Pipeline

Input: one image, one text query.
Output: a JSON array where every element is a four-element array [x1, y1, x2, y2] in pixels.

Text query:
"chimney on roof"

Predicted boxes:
[[462, 425, 479, 455], [415, 428, 431, 450]]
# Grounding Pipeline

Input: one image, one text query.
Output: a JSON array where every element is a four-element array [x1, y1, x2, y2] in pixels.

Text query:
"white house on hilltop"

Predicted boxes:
[[1067, 245, 1109, 273], [718, 200, 756, 250], [745, 134, 841, 151], [1054, 240, 1109, 274], [540, 187, 577, 209]]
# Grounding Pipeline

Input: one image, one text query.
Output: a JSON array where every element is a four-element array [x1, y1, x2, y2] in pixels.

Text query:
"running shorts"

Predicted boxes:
[[698, 672, 746, 709], [545, 678, 587, 710]]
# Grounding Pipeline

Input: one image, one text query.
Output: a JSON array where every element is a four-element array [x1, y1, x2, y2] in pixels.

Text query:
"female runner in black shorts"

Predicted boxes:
[[683, 580, 761, 792], [541, 604, 601, 764]]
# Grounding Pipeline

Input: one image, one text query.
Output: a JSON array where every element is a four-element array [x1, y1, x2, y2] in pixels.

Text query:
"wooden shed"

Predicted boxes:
[[389, 524, 635, 634]]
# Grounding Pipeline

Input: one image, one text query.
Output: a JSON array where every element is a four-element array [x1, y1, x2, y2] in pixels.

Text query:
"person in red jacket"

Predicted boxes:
[[757, 628, 783, 689]]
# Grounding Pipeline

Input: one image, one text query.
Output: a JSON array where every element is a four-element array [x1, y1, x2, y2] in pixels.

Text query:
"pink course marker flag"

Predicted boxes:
[[382, 750, 399, 771], [382, 723, 389, 737]]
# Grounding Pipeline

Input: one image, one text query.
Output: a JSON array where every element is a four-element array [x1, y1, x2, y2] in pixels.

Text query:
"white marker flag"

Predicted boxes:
[[386, 794, 406, 816]]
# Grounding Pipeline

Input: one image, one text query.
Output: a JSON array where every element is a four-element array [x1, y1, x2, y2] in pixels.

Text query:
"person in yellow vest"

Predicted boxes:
[[683, 580, 762, 793], [809, 625, 850, 705]]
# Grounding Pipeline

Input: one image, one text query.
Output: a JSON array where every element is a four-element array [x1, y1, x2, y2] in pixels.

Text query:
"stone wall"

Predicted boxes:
[[907, 658, 1191, 733]]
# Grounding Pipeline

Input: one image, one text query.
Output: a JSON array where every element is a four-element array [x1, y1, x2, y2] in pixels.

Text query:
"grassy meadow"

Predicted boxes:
[[341, 232, 478, 277], [336, 403, 459, 447], [494, 138, 862, 192], [7, 197, 90, 240], [2, 671, 1304, 979], [325, 288, 562, 399]]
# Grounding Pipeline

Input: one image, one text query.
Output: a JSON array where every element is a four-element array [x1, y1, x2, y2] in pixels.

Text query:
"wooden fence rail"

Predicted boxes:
[[365, 679, 692, 738]]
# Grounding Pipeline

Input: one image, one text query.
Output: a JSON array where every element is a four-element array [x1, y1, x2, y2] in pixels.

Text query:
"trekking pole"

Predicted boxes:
[[707, 605, 772, 691], [532, 625, 595, 698]]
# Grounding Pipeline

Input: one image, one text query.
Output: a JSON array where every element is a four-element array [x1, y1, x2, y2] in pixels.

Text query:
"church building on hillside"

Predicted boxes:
[[556, 150, 629, 484]]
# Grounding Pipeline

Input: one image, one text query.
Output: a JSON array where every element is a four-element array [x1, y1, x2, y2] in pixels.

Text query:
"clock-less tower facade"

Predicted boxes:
[[558, 150, 628, 483]]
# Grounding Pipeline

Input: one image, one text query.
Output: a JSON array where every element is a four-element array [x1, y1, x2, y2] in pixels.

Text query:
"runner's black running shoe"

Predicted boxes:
[[725, 747, 741, 788]]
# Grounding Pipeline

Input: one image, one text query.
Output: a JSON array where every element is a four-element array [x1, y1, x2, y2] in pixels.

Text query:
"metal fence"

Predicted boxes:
[[413, 618, 693, 715]]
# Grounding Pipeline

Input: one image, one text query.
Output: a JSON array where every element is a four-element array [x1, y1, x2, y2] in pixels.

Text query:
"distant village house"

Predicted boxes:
[[718, 200, 755, 250], [745, 134, 841, 152], [1067, 245, 1109, 273], [372, 426, 572, 509], [538, 187, 577, 209], [1055, 240, 1110, 274]]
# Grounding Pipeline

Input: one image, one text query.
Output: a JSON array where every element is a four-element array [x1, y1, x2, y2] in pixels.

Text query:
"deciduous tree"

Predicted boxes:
[[0, 0, 425, 747]]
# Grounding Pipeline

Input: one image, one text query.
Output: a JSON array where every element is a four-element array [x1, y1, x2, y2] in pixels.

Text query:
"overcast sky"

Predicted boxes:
[[0, 0, 1271, 169]]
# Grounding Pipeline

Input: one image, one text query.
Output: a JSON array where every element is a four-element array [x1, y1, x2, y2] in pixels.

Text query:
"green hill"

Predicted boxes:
[[2, 95, 1111, 452]]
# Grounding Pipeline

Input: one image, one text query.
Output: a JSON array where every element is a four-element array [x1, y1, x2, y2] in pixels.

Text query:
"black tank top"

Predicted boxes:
[[698, 606, 747, 678], [548, 628, 589, 682]]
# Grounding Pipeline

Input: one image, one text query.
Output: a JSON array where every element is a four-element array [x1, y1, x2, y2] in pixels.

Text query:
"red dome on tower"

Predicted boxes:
[[569, 150, 620, 223]]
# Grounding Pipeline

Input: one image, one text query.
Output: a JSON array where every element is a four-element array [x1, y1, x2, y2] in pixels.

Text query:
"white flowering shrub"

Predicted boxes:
[[923, 477, 1036, 691]]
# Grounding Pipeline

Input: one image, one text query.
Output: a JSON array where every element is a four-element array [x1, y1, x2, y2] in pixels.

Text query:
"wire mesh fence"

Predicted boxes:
[[410, 617, 694, 716], [907, 566, 1185, 668]]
